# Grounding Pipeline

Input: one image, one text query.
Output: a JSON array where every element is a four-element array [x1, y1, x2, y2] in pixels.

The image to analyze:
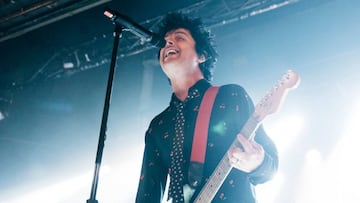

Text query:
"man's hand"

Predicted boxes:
[[228, 133, 265, 173]]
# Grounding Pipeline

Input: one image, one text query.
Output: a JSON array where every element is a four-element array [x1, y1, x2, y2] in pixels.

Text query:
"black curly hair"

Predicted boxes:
[[157, 12, 218, 81]]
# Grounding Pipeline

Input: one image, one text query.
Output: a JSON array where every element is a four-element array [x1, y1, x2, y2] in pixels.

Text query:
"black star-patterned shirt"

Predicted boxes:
[[136, 79, 278, 203]]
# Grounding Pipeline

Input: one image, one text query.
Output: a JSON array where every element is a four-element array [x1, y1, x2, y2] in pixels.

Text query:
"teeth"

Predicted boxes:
[[165, 49, 178, 57]]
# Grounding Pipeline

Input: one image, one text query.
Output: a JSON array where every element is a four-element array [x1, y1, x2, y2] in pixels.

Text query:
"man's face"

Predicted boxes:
[[159, 28, 202, 77]]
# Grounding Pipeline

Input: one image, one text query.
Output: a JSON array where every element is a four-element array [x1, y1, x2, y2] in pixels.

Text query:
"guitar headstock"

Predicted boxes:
[[254, 70, 300, 122]]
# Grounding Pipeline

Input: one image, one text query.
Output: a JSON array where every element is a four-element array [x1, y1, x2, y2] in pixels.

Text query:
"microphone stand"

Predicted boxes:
[[87, 24, 123, 203]]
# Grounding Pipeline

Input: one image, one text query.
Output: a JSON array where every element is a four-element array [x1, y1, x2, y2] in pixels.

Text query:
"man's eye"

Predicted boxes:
[[176, 36, 185, 41]]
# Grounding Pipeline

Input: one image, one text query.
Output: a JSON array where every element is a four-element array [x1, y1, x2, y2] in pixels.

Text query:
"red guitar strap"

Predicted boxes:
[[188, 86, 219, 188], [191, 86, 219, 164]]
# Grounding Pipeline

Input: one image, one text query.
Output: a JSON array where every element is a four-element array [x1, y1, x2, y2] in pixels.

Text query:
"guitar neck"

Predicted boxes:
[[193, 115, 260, 202]]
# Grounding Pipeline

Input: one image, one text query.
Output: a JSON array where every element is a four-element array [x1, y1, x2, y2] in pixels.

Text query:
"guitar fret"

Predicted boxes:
[[241, 115, 259, 140]]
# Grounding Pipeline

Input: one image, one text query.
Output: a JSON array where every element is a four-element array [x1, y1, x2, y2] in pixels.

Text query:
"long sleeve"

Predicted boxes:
[[135, 128, 167, 203], [249, 125, 279, 185]]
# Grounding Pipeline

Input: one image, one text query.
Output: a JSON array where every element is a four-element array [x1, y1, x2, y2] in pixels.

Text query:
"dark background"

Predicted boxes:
[[1, 0, 359, 202]]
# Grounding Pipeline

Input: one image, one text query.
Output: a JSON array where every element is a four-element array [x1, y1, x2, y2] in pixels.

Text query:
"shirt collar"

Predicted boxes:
[[170, 79, 211, 106]]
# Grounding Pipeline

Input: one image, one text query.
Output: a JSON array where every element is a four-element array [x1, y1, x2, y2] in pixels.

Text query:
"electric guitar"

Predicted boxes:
[[191, 70, 301, 202]]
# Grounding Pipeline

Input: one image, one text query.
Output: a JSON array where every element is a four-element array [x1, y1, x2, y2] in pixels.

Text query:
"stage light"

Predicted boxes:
[[325, 99, 360, 202], [295, 100, 360, 203], [305, 149, 322, 168], [266, 114, 304, 154], [0, 97, 10, 121], [63, 62, 75, 69], [256, 172, 284, 203], [0, 111, 5, 121], [294, 148, 327, 203]]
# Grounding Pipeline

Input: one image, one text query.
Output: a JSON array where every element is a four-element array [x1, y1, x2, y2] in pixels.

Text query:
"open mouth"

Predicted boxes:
[[164, 48, 179, 58]]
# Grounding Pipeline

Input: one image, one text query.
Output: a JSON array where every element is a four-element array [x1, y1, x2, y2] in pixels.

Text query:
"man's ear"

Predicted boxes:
[[198, 51, 208, 63], [198, 55, 206, 63]]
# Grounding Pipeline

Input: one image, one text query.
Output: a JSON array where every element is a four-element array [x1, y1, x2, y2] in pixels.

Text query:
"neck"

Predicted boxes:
[[170, 75, 203, 101]]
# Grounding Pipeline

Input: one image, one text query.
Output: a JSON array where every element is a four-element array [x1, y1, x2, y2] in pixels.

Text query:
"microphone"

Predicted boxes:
[[104, 9, 165, 48]]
